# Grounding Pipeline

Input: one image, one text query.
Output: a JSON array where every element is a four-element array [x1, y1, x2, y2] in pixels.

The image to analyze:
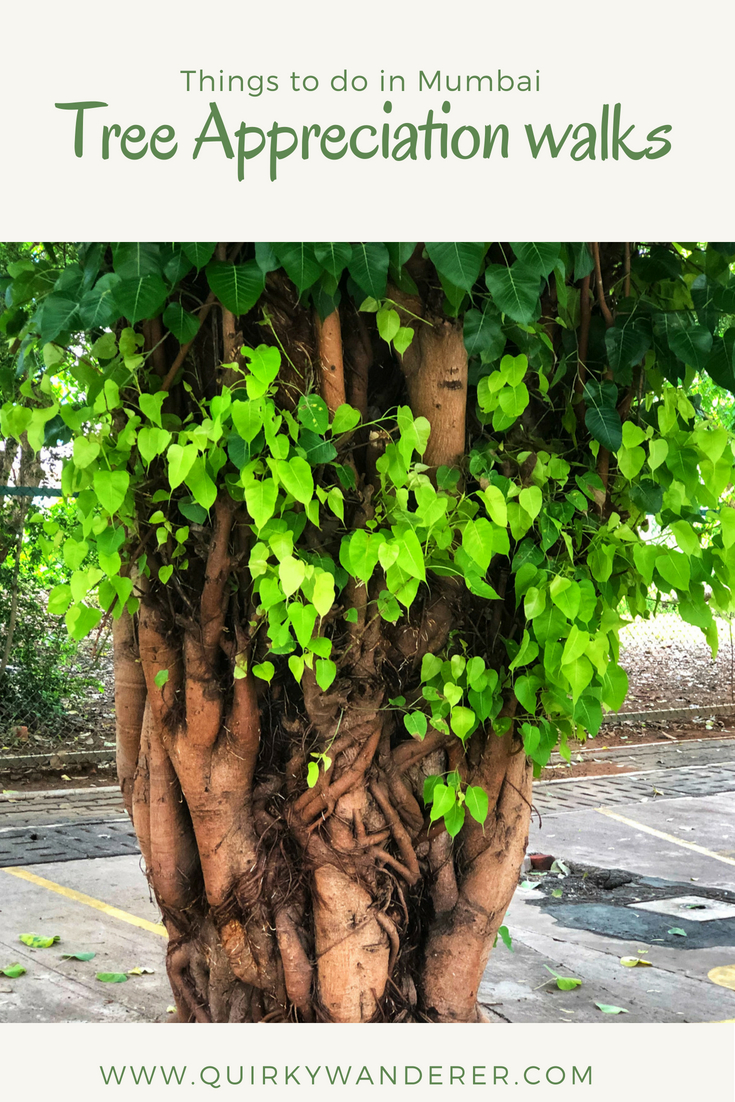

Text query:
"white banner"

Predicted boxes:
[[0, 1022, 732, 1101], [0, 0, 733, 237]]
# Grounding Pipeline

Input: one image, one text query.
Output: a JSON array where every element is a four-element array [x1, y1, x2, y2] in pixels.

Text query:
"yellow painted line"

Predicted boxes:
[[596, 808, 735, 867], [709, 965, 735, 991], [0, 866, 167, 938]]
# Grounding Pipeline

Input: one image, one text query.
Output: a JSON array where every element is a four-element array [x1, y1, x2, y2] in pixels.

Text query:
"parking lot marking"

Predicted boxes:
[[708, 965, 735, 991], [596, 808, 735, 867], [0, 865, 167, 938]]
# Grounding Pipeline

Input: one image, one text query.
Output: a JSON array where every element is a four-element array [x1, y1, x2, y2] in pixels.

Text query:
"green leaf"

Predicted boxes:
[[252, 661, 275, 682], [485, 263, 540, 324], [19, 934, 60, 948], [377, 307, 400, 344], [96, 972, 129, 984], [1, 963, 26, 977], [465, 784, 489, 824], [393, 327, 414, 355], [444, 802, 466, 838], [668, 927, 687, 937], [463, 305, 504, 359], [288, 603, 318, 648], [48, 583, 72, 616], [244, 477, 278, 529], [312, 571, 335, 617], [331, 404, 361, 434], [629, 479, 663, 515], [348, 242, 390, 299], [307, 761, 320, 788], [404, 712, 428, 739], [163, 302, 200, 344], [60, 951, 96, 961], [272, 243, 322, 292], [450, 706, 476, 741], [114, 275, 168, 324], [279, 556, 306, 597], [429, 782, 456, 821], [93, 469, 130, 515], [274, 457, 314, 504], [314, 242, 352, 280], [39, 296, 80, 343], [495, 925, 513, 951], [297, 394, 330, 435], [510, 242, 561, 277], [186, 457, 217, 511], [605, 321, 650, 379], [206, 260, 265, 315], [595, 1003, 629, 1014], [544, 966, 582, 991], [656, 550, 690, 591], [315, 658, 337, 691], [668, 324, 713, 370], [426, 242, 485, 292], [584, 380, 622, 451], [112, 242, 163, 279], [154, 669, 169, 689], [138, 426, 172, 465], [549, 576, 580, 620], [181, 243, 217, 269], [231, 397, 264, 442], [394, 528, 426, 582], [78, 273, 122, 328]]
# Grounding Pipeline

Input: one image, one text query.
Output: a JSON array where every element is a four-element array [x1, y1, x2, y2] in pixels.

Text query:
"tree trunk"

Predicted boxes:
[[111, 264, 533, 1024]]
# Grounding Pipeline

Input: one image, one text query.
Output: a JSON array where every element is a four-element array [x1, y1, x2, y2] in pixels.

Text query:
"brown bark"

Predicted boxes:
[[111, 261, 534, 1026], [399, 314, 468, 471], [315, 309, 346, 412]]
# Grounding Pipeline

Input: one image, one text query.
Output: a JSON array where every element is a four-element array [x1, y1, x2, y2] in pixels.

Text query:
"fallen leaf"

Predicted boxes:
[[552, 889, 563, 898], [544, 965, 582, 990], [596, 1003, 629, 1014], [520, 880, 541, 891], [668, 927, 687, 937], [60, 775, 71, 781], [96, 972, 128, 983], [620, 957, 653, 968], [127, 966, 155, 975], [61, 952, 96, 961], [19, 934, 60, 948], [1, 963, 25, 978], [166, 1005, 177, 1014]]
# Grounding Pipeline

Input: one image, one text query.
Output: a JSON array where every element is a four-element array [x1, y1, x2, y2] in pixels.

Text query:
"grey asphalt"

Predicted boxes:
[[479, 738, 735, 1023]]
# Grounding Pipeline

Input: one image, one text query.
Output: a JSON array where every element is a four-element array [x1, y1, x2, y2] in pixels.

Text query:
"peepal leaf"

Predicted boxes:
[[1, 963, 25, 977], [595, 1003, 629, 1014], [19, 934, 60, 948], [61, 951, 96, 961], [544, 965, 582, 990], [96, 972, 129, 983]]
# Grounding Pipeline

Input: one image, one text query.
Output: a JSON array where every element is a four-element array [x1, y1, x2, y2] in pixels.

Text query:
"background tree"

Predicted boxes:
[[2, 240, 735, 1023]]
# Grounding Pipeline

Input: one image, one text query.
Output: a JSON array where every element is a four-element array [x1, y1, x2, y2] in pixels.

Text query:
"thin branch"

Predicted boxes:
[[591, 242, 614, 328]]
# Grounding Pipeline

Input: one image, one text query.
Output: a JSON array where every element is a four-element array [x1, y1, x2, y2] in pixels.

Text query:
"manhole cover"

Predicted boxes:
[[629, 895, 735, 922]]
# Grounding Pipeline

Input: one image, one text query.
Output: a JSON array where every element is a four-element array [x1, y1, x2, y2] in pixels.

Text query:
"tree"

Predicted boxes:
[[2, 240, 735, 1023]]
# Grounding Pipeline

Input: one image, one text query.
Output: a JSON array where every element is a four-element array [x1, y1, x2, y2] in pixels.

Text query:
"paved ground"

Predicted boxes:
[[0, 856, 170, 1022], [479, 737, 735, 1023], [0, 737, 734, 1023]]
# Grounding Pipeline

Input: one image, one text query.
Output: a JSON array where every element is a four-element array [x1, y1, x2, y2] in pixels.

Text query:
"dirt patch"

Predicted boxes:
[[540, 759, 641, 781], [0, 765, 117, 793], [618, 614, 735, 713]]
